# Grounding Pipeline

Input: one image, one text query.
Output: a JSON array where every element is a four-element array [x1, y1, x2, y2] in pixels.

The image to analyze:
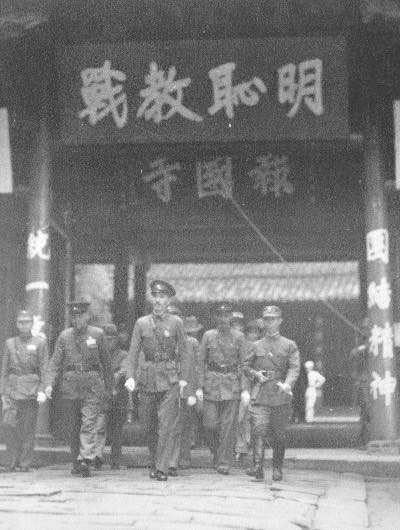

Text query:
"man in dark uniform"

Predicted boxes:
[[198, 304, 250, 475], [125, 280, 191, 481], [45, 301, 113, 477], [243, 306, 300, 481], [0, 310, 48, 472]]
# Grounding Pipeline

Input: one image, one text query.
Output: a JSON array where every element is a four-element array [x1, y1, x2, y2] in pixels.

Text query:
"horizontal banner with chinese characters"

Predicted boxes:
[[57, 36, 348, 144]]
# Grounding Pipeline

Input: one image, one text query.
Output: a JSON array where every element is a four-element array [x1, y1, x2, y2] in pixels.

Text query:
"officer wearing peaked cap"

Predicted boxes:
[[125, 280, 192, 481]]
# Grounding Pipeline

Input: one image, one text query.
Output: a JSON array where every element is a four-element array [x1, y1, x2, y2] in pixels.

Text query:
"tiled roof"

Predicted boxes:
[[148, 262, 359, 303]]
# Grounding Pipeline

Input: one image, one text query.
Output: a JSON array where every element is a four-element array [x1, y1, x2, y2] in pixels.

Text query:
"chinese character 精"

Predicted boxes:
[[196, 157, 233, 199], [137, 62, 202, 123], [368, 277, 392, 310], [27, 229, 50, 261], [369, 323, 394, 359], [366, 229, 389, 264], [79, 60, 128, 128], [208, 62, 267, 120], [142, 158, 181, 203], [370, 370, 397, 406], [278, 58, 323, 118], [249, 154, 294, 198]]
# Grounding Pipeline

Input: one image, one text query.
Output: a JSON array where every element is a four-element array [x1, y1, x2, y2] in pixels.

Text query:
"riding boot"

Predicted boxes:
[[253, 436, 265, 480]]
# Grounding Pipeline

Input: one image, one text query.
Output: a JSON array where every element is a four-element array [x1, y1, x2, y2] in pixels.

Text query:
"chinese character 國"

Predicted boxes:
[[369, 323, 394, 359], [208, 62, 267, 120], [366, 229, 389, 264], [249, 154, 294, 198], [137, 62, 202, 123], [142, 158, 181, 203], [27, 229, 50, 261], [278, 58, 323, 118], [196, 157, 233, 199], [79, 60, 128, 128], [367, 277, 392, 311], [370, 370, 397, 406]]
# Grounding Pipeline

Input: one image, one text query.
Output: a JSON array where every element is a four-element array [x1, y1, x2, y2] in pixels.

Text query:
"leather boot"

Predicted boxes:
[[247, 436, 264, 480], [246, 437, 257, 477]]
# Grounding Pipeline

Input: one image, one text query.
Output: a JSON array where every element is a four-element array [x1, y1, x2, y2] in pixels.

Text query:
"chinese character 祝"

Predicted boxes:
[[278, 58, 323, 118], [249, 154, 294, 198], [79, 60, 128, 128], [208, 62, 267, 120], [27, 229, 50, 261], [370, 370, 397, 406], [369, 323, 394, 359], [368, 277, 392, 310], [137, 62, 202, 123], [196, 157, 233, 199], [367, 229, 389, 264], [142, 158, 181, 203]]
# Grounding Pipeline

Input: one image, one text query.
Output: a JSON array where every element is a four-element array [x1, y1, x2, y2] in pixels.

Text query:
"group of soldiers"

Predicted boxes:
[[0, 279, 301, 482]]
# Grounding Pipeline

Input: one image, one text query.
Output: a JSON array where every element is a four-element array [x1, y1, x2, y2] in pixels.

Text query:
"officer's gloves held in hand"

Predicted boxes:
[[256, 371, 268, 383], [45, 386, 53, 399], [37, 391, 47, 404], [125, 378, 136, 392], [277, 381, 292, 395], [195, 388, 204, 402], [240, 390, 251, 406], [187, 396, 196, 407]]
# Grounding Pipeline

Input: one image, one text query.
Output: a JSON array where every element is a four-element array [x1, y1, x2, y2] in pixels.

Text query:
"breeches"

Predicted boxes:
[[249, 403, 290, 444]]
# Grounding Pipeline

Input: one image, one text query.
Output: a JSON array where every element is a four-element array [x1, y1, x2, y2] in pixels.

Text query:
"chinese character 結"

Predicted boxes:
[[367, 229, 389, 264], [142, 158, 181, 203], [278, 58, 323, 118], [196, 157, 233, 199], [367, 277, 392, 310], [137, 62, 202, 123], [208, 62, 267, 119], [369, 323, 394, 359], [27, 229, 50, 261], [370, 370, 397, 406], [249, 154, 293, 198], [79, 60, 128, 128]]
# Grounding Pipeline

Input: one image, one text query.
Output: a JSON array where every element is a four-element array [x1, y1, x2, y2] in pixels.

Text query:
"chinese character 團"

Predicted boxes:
[[367, 277, 392, 310], [249, 154, 293, 198], [369, 323, 394, 359], [79, 60, 128, 128], [366, 229, 389, 264], [370, 370, 397, 406], [137, 62, 202, 123], [208, 62, 267, 120], [142, 158, 181, 203], [278, 58, 323, 118], [196, 157, 233, 199], [27, 229, 50, 261]]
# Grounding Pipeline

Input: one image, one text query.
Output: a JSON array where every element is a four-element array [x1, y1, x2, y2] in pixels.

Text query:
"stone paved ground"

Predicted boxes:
[[0, 463, 387, 530]]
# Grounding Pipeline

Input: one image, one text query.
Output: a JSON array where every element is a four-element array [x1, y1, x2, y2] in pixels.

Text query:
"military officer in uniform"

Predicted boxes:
[[0, 310, 48, 472], [45, 301, 113, 477], [198, 304, 250, 475], [243, 305, 300, 481], [125, 280, 192, 481]]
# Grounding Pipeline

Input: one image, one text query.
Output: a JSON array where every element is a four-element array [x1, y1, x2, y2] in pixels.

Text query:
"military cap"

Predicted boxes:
[[103, 323, 118, 337], [16, 310, 33, 322], [167, 301, 183, 317], [231, 311, 244, 322], [262, 305, 282, 318], [68, 300, 90, 315], [184, 315, 203, 333], [150, 280, 176, 297], [214, 304, 233, 316]]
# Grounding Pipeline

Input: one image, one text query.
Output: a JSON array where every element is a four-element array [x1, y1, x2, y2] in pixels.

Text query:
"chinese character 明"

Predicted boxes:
[[79, 60, 128, 128], [249, 154, 293, 198], [208, 62, 267, 120], [370, 370, 397, 406], [367, 229, 389, 264], [27, 229, 50, 261], [137, 62, 202, 123], [369, 323, 394, 359], [368, 277, 392, 310], [196, 157, 233, 199], [142, 158, 181, 203], [278, 58, 323, 118]]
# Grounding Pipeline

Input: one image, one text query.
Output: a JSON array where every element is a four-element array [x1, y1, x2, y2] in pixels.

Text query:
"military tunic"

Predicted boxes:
[[127, 312, 190, 473], [46, 325, 112, 464], [0, 334, 48, 469]]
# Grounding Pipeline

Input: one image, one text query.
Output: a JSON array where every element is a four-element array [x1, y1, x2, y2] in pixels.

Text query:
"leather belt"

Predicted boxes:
[[64, 364, 101, 373], [208, 361, 238, 374], [261, 370, 278, 381], [8, 369, 39, 376], [144, 353, 175, 363]]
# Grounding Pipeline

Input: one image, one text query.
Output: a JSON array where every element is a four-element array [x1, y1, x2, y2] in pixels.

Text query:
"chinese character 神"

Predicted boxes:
[[278, 58, 323, 118], [196, 157, 233, 199], [368, 277, 392, 310], [367, 229, 389, 264], [79, 60, 128, 128], [370, 370, 397, 406], [137, 62, 202, 124], [208, 62, 267, 120], [369, 323, 394, 359], [27, 229, 50, 261], [142, 158, 181, 203], [249, 154, 294, 198]]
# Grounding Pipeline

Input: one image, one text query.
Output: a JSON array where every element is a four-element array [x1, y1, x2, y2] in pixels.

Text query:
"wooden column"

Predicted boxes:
[[113, 248, 129, 327], [132, 250, 148, 326]]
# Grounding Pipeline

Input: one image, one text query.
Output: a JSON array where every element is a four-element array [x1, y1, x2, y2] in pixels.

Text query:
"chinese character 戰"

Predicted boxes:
[[27, 229, 50, 261], [278, 58, 323, 118], [142, 158, 181, 203], [79, 60, 128, 128], [208, 62, 267, 120], [367, 229, 389, 264], [367, 277, 392, 310], [196, 157, 233, 199], [249, 154, 293, 198], [137, 62, 202, 123], [369, 323, 394, 359], [370, 370, 397, 406]]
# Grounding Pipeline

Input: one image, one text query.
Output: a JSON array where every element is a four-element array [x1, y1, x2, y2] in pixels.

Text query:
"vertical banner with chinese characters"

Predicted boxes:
[[57, 37, 348, 144]]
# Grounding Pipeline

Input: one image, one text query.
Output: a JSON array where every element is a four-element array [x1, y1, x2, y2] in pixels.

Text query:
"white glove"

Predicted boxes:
[[45, 386, 53, 399], [187, 396, 196, 407], [37, 391, 47, 404], [125, 378, 136, 392], [195, 388, 204, 402], [277, 381, 292, 396], [1, 395, 7, 408], [240, 390, 251, 406], [179, 380, 187, 397]]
